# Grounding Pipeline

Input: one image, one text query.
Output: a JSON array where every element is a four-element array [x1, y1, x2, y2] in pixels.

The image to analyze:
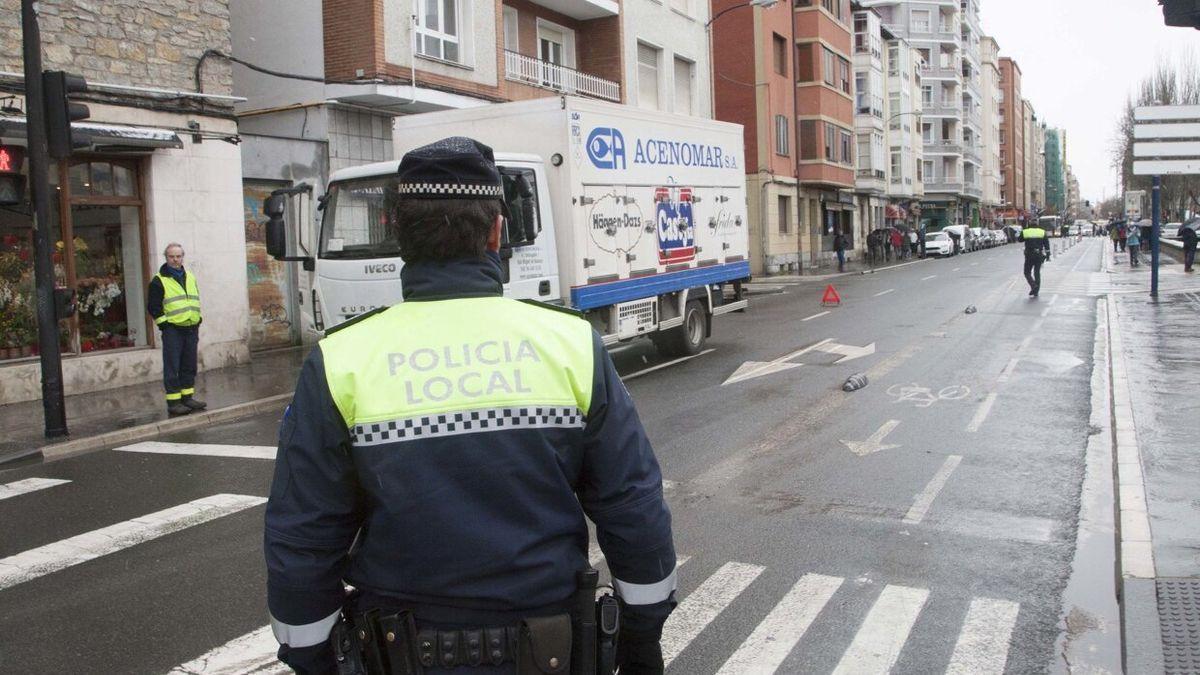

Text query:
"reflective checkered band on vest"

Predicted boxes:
[[352, 406, 585, 447], [398, 182, 503, 198]]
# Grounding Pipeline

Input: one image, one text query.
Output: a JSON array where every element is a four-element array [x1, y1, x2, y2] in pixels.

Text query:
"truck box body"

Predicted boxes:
[[392, 97, 750, 312]]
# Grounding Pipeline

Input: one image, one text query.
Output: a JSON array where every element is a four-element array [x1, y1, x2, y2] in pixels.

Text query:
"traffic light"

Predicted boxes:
[[1161, 0, 1200, 28], [42, 70, 89, 159], [0, 144, 26, 205]]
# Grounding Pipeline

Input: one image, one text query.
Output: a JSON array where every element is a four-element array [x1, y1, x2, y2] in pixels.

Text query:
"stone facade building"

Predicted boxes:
[[0, 0, 247, 404]]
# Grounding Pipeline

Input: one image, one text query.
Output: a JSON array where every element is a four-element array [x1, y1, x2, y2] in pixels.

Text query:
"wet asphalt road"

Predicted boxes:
[[0, 239, 1111, 674]]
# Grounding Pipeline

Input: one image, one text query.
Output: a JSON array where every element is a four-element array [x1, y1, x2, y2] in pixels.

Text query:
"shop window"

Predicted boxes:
[[0, 158, 148, 362]]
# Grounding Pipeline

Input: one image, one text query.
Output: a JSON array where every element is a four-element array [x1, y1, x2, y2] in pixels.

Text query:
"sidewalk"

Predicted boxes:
[[746, 255, 930, 292], [1106, 243, 1200, 672], [0, 346, 307, 466]]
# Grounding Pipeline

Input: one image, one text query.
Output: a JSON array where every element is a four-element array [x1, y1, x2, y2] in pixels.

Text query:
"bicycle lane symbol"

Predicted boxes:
[[885, 383, 971, 408]]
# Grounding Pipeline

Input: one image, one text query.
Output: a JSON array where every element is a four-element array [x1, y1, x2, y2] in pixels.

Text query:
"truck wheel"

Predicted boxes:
[[656, 300, 707, 357]]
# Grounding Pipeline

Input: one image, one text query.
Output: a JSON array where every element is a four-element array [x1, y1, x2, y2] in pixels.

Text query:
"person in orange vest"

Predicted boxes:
[[147, 243, 206, 416]]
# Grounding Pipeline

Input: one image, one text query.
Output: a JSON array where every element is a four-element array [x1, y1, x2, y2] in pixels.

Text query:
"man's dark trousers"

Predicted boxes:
[[1023, 255, 1043, 296], [1186, 244, 1196, 271], [161, 325, 199, 399]]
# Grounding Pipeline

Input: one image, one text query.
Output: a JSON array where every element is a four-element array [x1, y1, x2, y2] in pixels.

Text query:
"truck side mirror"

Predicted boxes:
[[264, 194, 288, 259]]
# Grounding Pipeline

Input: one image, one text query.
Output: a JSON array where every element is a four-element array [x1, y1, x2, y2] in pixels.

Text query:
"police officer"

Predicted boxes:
[[147, 243, 206, 416], [1018, 221, 1050, 297], [264, 137, 677, 675]]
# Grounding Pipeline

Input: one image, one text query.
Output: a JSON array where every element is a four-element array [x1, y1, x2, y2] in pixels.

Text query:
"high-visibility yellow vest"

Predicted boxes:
[[1022, 227, 1047, 239], [319, 298, 595, 445], [157, 272, 201, 327]]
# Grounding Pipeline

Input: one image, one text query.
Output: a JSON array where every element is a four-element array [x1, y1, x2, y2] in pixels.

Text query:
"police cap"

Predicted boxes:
[[396, 137, 504, 202]]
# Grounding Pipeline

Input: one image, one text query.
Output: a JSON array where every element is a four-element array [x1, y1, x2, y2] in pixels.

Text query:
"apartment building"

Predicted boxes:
[[998, 56, 1025, 214], [795, 0, 857, 269], [1045, 128, 1066, 215], [860, 0, 967, 230], [0, 0, 248, 403], [884, 30, 924, 224], [1028, 111, 1046, 213], [958, 0, 983, 225], [979, 35, 1002, 218], [852, 8, 888, 237], [712, 0, 799, 274], [625, 0, 712, 116]]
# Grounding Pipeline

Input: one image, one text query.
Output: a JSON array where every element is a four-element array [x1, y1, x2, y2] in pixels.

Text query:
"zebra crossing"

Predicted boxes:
[[0, 459, 1021, 675]]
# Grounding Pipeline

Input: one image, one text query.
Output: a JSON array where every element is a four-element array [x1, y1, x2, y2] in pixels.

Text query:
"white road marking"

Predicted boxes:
[[998, 357, 1020, 383], [717, 573, 844, 674], [623, 349, 715, 382], [662, 561, 764, 666], [802, 311, 831, 322], [167, 625, 288, 675], [945, 597, 1020, 675], [0, 494, 266, 590], [873, 289, 896, 297], [1041, 306, 1052, 318], [722, 339, 833, 386], [115, 441, 276, 460], [903, 455, 963, 525], [0, 477, 70, 501], [832, 585, 929, 674], [966, 393, 998, 433], [1031, 318, 1045, 333], [1018, 336, 1034, 351], [953, 267, 961, 272], [1048, 294, 1060, 306], [841, 419, 902, 456], [922, 275, 937, 281], [971, 262, 979, 267]]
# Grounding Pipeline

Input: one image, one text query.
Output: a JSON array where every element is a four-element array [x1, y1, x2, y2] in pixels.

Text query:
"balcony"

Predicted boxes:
[[526, 0, 618, 20], [927, 139, 962, 154], [504, 51, 620, 102], [926, 178, 963, 193], [962, 144, 981, 163], [920, 64, 959, 80], [963, 183, 983, 198], [922, 101, 961, 117]]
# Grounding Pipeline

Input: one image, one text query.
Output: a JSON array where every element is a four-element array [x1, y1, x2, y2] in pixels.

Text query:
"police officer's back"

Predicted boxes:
[[264, 137, 677, 674]]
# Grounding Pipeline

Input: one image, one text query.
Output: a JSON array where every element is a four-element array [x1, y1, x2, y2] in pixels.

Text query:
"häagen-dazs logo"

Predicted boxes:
[[587, 128, 626, 170]]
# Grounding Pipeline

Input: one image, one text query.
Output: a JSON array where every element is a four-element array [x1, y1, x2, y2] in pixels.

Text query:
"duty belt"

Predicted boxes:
[[415, 624, 520, 668]]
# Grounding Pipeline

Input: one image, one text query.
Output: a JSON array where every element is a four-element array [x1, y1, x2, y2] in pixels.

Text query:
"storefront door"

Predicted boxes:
[[242, 180, 298, 350]]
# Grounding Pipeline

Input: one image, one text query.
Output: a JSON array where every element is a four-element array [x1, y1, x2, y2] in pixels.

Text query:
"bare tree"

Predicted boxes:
[[1113, 53, 1200, 221]]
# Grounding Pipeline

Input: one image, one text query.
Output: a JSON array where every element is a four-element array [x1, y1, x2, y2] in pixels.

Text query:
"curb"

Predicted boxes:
[[1, 393, 292, 467]]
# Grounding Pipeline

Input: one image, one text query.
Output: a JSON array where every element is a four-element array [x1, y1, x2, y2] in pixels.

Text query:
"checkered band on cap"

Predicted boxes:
[[351, 406, 585, 447], [398, 182, 504, 199]]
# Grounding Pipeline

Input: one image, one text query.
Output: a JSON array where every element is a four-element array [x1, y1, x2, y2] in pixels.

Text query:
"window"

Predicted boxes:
[[923, 159, 934, 180], [824, 123, 836, 161], [841, 130, 853, 164], [887, 44, 899, 76], [890, 151, 902, 181], [503, 7, 518, 51], [921, 85, 933, 106], [911, 9, 930, 33], [778, 196, 791, 234], [673, 57, 694, 116], [800, 120, 819, 160], [823, 48, 836, 86], [637, 43, 660, 110], [774, 34, 788, 76], [775, 115, 790, 156], [414, 0, 460, 62], [857, 133, 870, 169], [839, 57, 851, 93], [797, 44, 816, 82]]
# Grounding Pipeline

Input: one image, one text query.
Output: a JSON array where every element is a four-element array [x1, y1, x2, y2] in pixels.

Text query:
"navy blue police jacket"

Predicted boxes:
[[264, 256, 677, 671]]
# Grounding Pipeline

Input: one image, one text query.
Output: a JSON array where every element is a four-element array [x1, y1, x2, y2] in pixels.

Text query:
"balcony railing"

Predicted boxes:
[[927, 139, 962, 154], [923, 101, 961, 116], [920, 64, 959, 79], [504, 50, 620, 102], [963, 184, 983, 197], [926, 179, 963, 193]]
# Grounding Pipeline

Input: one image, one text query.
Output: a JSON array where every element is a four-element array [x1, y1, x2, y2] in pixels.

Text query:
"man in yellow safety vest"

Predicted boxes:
[[147, 243, 206, 416]]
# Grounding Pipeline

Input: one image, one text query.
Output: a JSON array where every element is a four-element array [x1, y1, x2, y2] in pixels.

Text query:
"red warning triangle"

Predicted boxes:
[[821, 284, 841, 306]]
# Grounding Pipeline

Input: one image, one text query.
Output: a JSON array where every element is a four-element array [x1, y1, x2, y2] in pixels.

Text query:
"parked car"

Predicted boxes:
[[942, 225, 971, 254], [970, 227, 987, 250], [925, 231, 955, 257], [991, 230, 1008, 246]]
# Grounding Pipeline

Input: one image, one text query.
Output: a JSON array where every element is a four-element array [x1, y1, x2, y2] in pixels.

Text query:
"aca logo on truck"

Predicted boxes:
[[587, 128, 627, 170], [655, 186, 696, 264]]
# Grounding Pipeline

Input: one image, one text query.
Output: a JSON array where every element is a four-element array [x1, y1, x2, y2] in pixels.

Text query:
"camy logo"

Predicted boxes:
[[586, 128, 626, 170], [364, 263, 397, 274], [655, 186, 696, 264]]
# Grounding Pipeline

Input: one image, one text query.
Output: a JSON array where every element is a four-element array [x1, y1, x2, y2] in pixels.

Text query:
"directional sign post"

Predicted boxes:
[[1134, 104, 1200, 298]]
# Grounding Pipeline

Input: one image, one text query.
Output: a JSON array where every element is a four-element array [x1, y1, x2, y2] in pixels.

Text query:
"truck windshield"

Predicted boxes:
[[319, 177, 401, 259]]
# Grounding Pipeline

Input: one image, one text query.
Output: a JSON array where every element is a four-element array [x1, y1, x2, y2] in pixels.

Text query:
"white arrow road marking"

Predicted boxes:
[[722, 339, 833, 386], [841, 420, 902, 456], [0, 477, 70, 501], [662, 562, 765, 666], [903, 455, 963, 525], [115, 442, 276, 460], [0, 494, 266, 590], [816, 341, 877, 364], [945, 597, 1020, 675], [1024, 350, 1086, 375], [717, 573, 843, 674], [623, 349, 715, 382], [167, 625, 288, 675], [832, 585, 929, 674]]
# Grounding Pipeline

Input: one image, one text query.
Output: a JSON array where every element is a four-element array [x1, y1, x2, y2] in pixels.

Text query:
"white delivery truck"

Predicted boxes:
[[264, 96, 750, 356]]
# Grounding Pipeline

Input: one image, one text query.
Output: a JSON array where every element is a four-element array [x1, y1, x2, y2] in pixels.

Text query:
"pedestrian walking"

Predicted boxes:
[[1019, 221, 1050, 297], [834, 231, 847, 272], [264, 137, 677, 675], [1179, 222, 1198, 272], [1110, 224, 1119, 252], [1127, 224, 1141, 267], [883, 231, 893, 262], [1118, 223, 1128, 252], [908, 229, 919, 258], [147, 243, 205, 416], [890, 228, 904, 262]]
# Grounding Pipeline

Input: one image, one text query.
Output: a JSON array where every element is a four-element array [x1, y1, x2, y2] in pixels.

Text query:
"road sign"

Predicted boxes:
[[1134, 105, 1200, 176]]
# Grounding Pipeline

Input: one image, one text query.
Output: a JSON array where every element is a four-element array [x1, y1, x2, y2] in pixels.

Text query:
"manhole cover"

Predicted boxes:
[[1158, 578, 1200, 673]]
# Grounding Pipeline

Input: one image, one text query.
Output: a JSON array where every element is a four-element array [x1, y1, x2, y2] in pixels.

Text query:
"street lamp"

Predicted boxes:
[[706, 0, 779, 28], [707, 0, 779, 118]]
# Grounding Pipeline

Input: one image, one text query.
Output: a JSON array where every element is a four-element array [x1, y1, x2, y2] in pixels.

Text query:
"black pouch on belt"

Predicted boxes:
[[516, 614, 572, 674]]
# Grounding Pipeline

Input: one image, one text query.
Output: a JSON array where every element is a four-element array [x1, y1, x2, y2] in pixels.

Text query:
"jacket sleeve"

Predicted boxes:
[[264, 346, 363, 669], [578, 331, 677, 634], [147, 276, 164, 324]]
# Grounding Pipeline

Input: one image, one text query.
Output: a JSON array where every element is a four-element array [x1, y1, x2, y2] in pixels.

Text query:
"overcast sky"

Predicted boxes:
[[981, 0, 1198, 204]]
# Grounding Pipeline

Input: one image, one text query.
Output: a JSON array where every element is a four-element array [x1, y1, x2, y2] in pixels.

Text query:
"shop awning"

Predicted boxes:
[[0, 117, 183, 152]]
